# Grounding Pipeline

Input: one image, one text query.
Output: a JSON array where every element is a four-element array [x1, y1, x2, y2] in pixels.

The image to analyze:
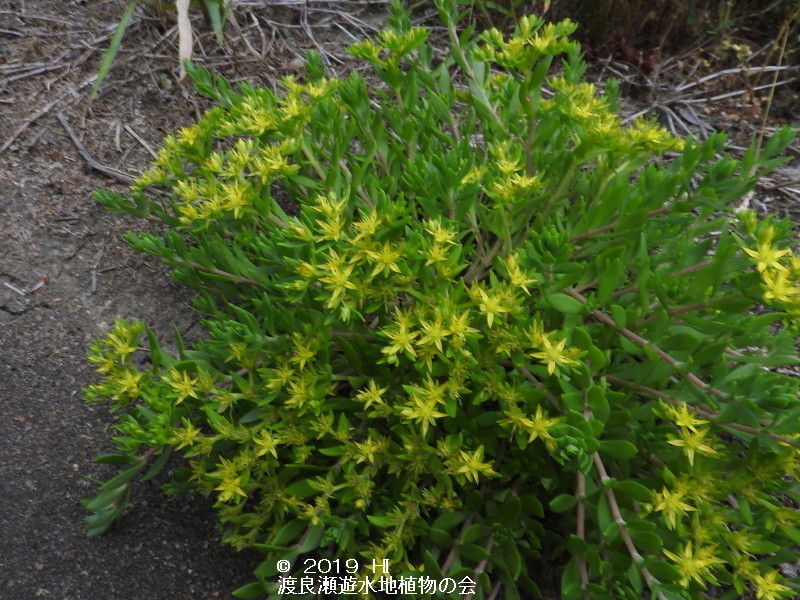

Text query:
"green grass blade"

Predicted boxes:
[[91, 0, 139, 99], [202, 0, 230, 45]]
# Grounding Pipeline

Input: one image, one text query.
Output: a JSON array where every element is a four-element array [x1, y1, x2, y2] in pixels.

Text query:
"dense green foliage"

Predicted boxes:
[[85, 2, 800, 599]]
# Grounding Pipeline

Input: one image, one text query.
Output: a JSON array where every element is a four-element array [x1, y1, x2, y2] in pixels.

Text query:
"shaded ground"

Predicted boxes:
[[1, 1, 800, 599]]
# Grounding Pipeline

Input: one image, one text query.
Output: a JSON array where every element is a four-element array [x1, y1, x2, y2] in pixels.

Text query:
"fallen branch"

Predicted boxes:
[[55, 112, 135, 185], [0, 98, 60, 155]]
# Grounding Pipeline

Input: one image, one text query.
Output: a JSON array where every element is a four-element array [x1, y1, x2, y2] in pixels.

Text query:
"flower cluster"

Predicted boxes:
[[85, 4, 800, 600], [740, 215, 800, 324]]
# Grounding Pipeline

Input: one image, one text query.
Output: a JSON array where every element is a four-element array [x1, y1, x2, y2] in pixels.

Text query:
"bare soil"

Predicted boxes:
[[1, 1, 800, 599]]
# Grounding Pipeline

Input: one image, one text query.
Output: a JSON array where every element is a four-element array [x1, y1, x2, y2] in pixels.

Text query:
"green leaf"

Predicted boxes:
[[596, 493, 612, 534], [422, 550, 444, 579], [298, 525, 324, 553], [284, 479, 317, 499], [739, 497, 753, 525], [432, 511, 468, 532], [625, 519, 657, 532], [201, 0, 229, 44], [92, 454, 136, 466], [597, 259, 624, 304], [232, 581, 266, 599], [588, 386, 609, 423], [272, 519, 307, 546], [549, 494, 577, 513], [367, 514, 392, 528], [567, 534, 588, 555], [560, 557, 582, 600], [337, 336, 364, 374], [499, 538, 523, 579], [91, 0, 138, 98], [252, 543, 290, 553], [461, 523, 490, 545], [609, 304, 626, 328], [460, 543, 491, 562], [627, 562, 643, 593], [629, 529, 662, 553], [611, 480, 653, 503], [545, 293, 585, 314], [496, 495, 522, 527], [746, 540, 781, 554], [141, 448, 172, 482], [598, 439, 638, 460], [428, 527, 454, 547], [645, 559, 681, 583], [318, 445, 346, 457]]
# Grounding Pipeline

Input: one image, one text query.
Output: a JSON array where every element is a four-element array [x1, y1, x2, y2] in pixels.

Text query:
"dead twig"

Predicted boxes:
[[91, 237, 109, 295], [0, 98, 61, 155], [3, 281, 26, 296], [123, 125, 158, 159], [55, 112, 135, 185]]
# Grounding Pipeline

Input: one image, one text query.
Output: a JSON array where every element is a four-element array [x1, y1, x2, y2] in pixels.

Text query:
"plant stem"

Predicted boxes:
[[563, 288, 732, 403], [606, 375, 800, 447], [167, 256, 260, 285], [592, 452, 665, 599], [570, 207, 669, 244], [440, 5, 509, 137], [441, 511, 476, 573]]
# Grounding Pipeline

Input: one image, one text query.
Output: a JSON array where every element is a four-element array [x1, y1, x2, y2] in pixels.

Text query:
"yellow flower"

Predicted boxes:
[[171, 418, 203, 450], [164, 369, 200, 404], [471, 284, 510, 328], [423, 241, 450, 266], [407, 375, 448, 407], [380, 308, 418, 362], [496, 157, 521, 175], [661, 401, 707, 433], [311, 191, 347, 219], [652, 486, 696, 530], [352, 433, 388, 465], [530, 335, 578, 375], [253, 145, 293, 180], [667, 427, 720, 465], [290, 333, 317, 370], [663, 542, 724, 586], [448, 310, 478, 345], [112, 369, 144, 400], [316, 215, 345, 241], [366, 241, 404, 277], [215, 476, 247, 502], [318, 250, 358, 307], [423, 219, 458, 245], [527, 318, 547, 347], [106, 332, 138, 356], [399, 397, 447, 436], [286, 378, 313, 409], [526, 405, 559, 450], [352, 209, 381, 238], [252, 429, 279, 458], [418, 312, 449, 352], [503, 253, 537, 295], [454, 446, 497, 484], [752, 570, 792, 600], [460, 166, 486, 185], [295, 261, 317, 279], [499, 403, 530, 437], [762, 269, 800, 303], [743, 234, 790, 273], [356, 380, 388, 410]]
